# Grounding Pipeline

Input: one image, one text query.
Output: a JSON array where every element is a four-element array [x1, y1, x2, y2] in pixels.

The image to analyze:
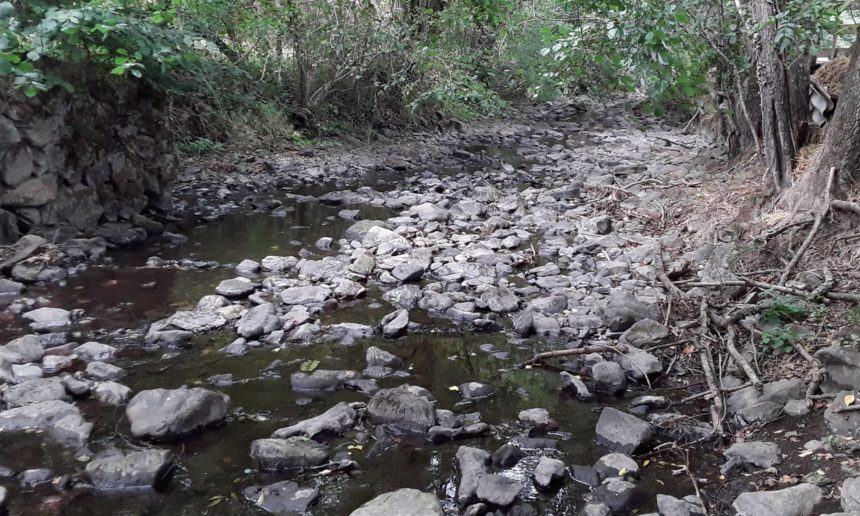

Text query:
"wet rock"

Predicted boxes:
[[350, 254, 375, 276], [250, 437, 328, 470], [244, 481, 319, 514], [290, 370, 356, 392], [595, 408, 654, 454], [73, 342, 116, 362], [165, 311, 227, 333], [613, 346, 662, 380], [622, 319, 669, 347], [214, 277, 257, 298], [477, 474, 521, 507], [280, 285, 332, 305], [0, 335, 44, 364], [144, 322, 193, 347], [126, 387, 229, 440], [0, 486, 5, 512], [86, 361, 126, 381], [261, 255, 298, 272], [580, 502, 611, 516], [298, 258, 349, 282], [480, 286, 519, 313], [92, 382, 132, 405], [61, 374, 91, 396], [723, 441, 782, 469], [235, 259, 260, 275], [236, 302, 281, 338], [456, 446, 491, 505], [392, 262, 425, 282], [0, 400, 91, 445], [591, 361, 627, 395], [460, 382, 493, 400], [732, 483, 822, 516], [85, 448, 174, 490], [2, 377, 69, 407], [315, 237, 333, 250], [350, 488, 443, 516], [19, 468, 53, 488], [533, 456, 566, 490], [363, 226, 410, 253], [815, 346, 860, 391], [492, 443, 525, 469], [0, 279, 23, 295], [381, 309, 409, 338], [271, 402, 357, 439], [220, 337, 248, 356], [383, 285, 423, 310], [843, 476, 860, 512], [571, 465, 600, 486], [656, 494, 706, 516], [333, 278, 366, 299], [367, 385, 435, 432], [419, 292, 455, 312], [594, 478, 645, 513], [366, 346, 402, 369], [22, 307, 71, 332], [511, 436, 558, 449], [518, 408, 558, 432], [594, 453, 639, 480], [825, 391, 860, 436], [602, 294, 658, 332]]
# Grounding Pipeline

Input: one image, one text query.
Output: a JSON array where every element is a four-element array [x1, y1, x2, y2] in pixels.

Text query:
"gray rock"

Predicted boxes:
[[0, 485, 6, 512], [367, 385, 435, 432], [125, 387, 229, 440], [382, 285, 423, 310], [825, 391, 860, 436], [22, 307, 71, 332], [345, 220, 389, 241], [366, 346, 402, 369], [350, 488, 444, 516], [381, 309, 409, 338], [392, 262, 425, 282], [280, 285, 332, 305], [480, 286, 519, 313], [527, 295, 568, 314], [456, 446, 491, 505], [250, 437, 328, 470], [0, 335, 44, 364], [0, 400, 91, 445], [816, 346, 860, 391], [784, 399, 810, 417], [622, 319, 669, 346], [561, 372, 593, 400], [732, 483, 823, 516], [86, 361, 126, 381], [85, 448, 174, 490], [333, 278, 366, 299], [350, 254, 375, 276], [518, 408, 558, 431], [595, 408, 654, 454], [165, 310, 227, 333], [363, 226, 410, 253], [589, 215, 613, 234], [41, 355, 73, 374], [613, 345, 662, 380], [592, 361, 627, 395], [656, 494, 706, 516], [2, 377, 69, 407], [92, 382, 132, 405], [602, 294, 658, 332], [236, 302, 281, 338], [492, 444, 525, 469], [723, 441, 782, 469], [476, 474, 521, 506], [214, 278, 257, 298], [580, 502, 611, 516], [843, 476, 860, 512], [73, 342, 116, 362], [594, 453, 640, 480], [594, 478, 645, 513], [727, 379, 804, 414], [272, 402, 356, 439], [419, 292, 455, 312], [0, 279, 23, 295], [290, 369, 356, 392], [244, 481, 319, 514], [533, 456, 565, 490], [460, 382, 493, 400], [235, 259, 260, 275]]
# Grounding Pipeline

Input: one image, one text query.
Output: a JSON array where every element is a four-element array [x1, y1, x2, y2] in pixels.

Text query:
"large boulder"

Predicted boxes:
[[85, 448, 174, 490], [732, 483, 823, 516], [125, 387, 229, 440], [350, 488, 444, 516], [595, 408, 654, 454], [456, 446, 491, 506], [366, 385, 435, 432]]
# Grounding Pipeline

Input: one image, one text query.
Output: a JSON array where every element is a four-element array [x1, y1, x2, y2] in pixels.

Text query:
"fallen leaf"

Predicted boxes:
[[642, 459, 650, 467], [844, 393, 856, 406], [448, 385, 459, 391]]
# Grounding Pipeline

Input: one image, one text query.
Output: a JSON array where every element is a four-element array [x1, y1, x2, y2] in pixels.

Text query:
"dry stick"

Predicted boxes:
[[679, 381, 752, 404], [807, 268, 835, 301], [517, 345, 623, 368], [833, 404, 860, 414], [755, 218, 813, 242], [697, 300, 725, 436], [654, 241, 685, 298], [832, 199, 860, 216], [792, 340, 817, 365], [724, 325, 762, 392], [779, 167, 836, 286]]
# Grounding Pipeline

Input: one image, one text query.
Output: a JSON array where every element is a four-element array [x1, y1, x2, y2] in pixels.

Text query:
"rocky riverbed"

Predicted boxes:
[[0, 96, 858, 515]]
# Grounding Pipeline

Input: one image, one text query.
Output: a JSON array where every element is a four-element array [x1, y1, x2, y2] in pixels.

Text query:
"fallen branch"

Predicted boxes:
[[754, 218, 813, 242], [654, 241, 685, 298], [807, 268, 834, 301], [832, 199, 860, 216], [679, 381, 752, 404], [697, 300, 725, 437], [724, 325, 762, 391], [516, 344, 625, 368], [778, 167, 836, 285]]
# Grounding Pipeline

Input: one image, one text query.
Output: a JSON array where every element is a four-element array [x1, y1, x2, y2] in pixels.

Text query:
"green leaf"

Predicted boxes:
[[110, 65, 126, 75], [16, 61, 33, 73], [114, 57, 128, 65], [24, 86, 39, 97]]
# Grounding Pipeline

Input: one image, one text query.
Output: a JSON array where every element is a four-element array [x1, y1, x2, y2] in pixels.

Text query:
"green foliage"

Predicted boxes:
[[760, 326, 800, 354], [848, 306, 860, 326], [174, 137, 222, 156], [759, 295, 808, 326], [299, 360, 320, 373]]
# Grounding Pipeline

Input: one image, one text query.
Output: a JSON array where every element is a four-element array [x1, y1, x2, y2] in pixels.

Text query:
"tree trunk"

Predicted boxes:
[[782, 34, 860, 210], [751, 0, 798, 190]]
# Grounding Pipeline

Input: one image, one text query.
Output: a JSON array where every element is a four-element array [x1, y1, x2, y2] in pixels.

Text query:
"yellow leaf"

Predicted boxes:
[[844, 393, 856, 406], [449, 385, 459, 391], [642, 459, 650, 467], [618, 467, 628, 477]]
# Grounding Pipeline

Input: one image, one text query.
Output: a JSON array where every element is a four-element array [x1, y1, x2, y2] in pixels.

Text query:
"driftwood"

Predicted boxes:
[[516, 344, 625, 368], [697, 300, 725, 437], [724, 325, 762, 391]]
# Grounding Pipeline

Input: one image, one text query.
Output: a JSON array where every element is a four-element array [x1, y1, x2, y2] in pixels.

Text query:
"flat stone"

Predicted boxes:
[[622, 318, 669, 346], [476, 474, 521, 506], [656, 494, 706, 516], [392, 262, 425, 282], [723, 441, 782, 469], [367, 385, 435, 432], [215, 278, 257, 298], [0, 335, 43, 364], [85, 448, 174, 490], [594, 478, 645, 513], [594, 453, 640, 480], [843, 476, 860, 512], [613, 345, 662, 380], [73, 342, 116, 362], [22, 307, 71, 333], [825, 391, 860, 436], [244, 480, 320, 514], [350, 488, 443, 516], [125, 387, 229, 440], [460, 382, 493, 400], [250, 437, 328, 470], [732, 483, 823, 516], [280, 286, 332, 305], [271, 402, 356, 439], [518, 408, 558, 431], [2, 377, 69, 407], [86, 361, 126, 381], [595, 408, 654, 454]]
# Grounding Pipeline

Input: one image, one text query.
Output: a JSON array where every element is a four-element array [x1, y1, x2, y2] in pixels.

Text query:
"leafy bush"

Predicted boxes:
[[760, 326, 800, 354]]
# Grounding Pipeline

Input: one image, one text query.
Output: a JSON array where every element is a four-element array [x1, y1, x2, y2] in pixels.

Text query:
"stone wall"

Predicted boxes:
[[0, 83, 177, 244]]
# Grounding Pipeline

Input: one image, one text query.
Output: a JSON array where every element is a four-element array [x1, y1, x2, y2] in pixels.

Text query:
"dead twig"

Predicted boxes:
[[516, 344, 624, 368], [724, 325, 762, 391], [779, 167, 836, 285], [654, 241, 685, 298]]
